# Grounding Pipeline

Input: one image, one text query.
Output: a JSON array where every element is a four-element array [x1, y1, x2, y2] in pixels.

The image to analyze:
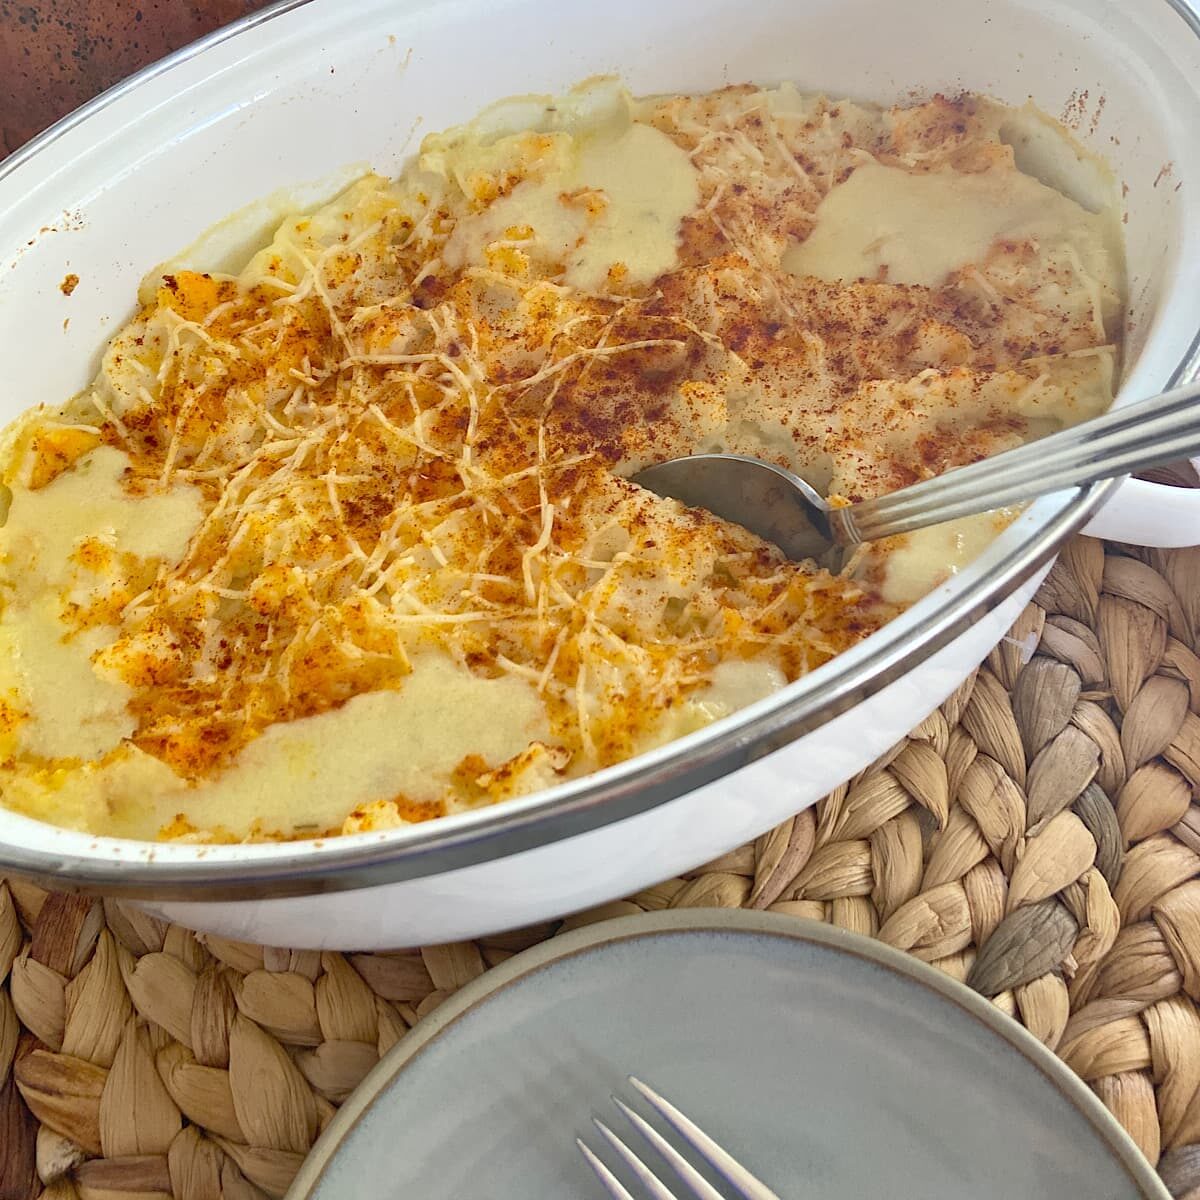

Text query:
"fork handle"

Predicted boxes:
[[831, 378, 1200, 545]]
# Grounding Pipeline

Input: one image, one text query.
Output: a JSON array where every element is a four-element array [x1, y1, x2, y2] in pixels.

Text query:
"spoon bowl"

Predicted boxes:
[[632, 454, 844, 563]]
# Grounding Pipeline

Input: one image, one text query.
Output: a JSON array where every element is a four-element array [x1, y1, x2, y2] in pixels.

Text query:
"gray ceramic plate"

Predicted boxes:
[[287, 911, 1167, 1199]]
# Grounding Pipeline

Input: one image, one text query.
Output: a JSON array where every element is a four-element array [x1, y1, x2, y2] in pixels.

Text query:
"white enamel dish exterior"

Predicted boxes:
[[287, 911, 1170, 1199], [0, 0, 1198, 947]]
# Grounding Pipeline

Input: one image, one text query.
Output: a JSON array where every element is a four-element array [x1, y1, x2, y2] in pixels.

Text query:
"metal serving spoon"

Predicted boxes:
[[632, 379, 1200, 564]]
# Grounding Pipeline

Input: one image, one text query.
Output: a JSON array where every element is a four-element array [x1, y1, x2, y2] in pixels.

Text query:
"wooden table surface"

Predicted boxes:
[[0, 0, 272, 157]]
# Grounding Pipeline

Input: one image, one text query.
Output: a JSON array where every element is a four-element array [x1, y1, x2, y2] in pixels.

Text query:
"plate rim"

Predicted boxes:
[[287, 909, 1170, 1199]]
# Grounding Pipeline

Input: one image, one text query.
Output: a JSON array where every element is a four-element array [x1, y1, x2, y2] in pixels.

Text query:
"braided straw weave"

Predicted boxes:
[[0, 536, 1199, 1199]]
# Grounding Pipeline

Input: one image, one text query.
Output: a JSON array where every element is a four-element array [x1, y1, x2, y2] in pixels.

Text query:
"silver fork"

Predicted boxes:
[[577, 1077, 782, 1200]]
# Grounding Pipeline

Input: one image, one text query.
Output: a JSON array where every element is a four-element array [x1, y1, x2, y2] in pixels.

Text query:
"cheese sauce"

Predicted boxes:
[[0, 79, 1123, 840]]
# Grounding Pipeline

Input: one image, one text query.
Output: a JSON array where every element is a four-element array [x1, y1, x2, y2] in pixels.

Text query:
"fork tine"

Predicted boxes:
[[578, 1137, 641, 1200], [628, 1079, 782, 1200], [612, 1098, 726, 1200], [593, 1118, 684, 1200]]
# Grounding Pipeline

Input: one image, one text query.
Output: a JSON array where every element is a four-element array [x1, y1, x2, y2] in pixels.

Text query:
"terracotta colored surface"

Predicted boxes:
[[0, 0, 273, 157]]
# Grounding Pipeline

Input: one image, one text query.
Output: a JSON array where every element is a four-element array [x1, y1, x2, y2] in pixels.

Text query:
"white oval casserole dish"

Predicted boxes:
[[0, 0, 1198, 948]]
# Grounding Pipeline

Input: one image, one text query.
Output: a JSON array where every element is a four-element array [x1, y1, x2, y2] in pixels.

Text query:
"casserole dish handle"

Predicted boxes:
[[1083, 474, 1200, 547]]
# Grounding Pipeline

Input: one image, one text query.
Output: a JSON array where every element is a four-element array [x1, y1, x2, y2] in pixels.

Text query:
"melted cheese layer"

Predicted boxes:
[[783, 162, 1117, 294], [0, 79, 1122, 841], [0, 441, 203, 761], [442, 120, 700, 291]]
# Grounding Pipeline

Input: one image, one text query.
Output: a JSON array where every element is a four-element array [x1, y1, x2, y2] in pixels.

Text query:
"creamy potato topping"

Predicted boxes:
[[0, 79, 1122, 840]]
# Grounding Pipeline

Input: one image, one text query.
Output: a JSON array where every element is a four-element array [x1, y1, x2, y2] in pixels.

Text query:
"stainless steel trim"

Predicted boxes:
[[0, 0, 1197, 899], [0, 482, 1123, 899]]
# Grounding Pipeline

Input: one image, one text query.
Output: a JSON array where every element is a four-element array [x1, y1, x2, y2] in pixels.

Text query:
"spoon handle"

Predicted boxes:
[[834, 378, 1200, 544]]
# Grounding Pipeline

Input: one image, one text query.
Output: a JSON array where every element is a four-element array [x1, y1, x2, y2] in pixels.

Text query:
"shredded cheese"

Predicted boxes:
[[0, 78, 1122, 841]]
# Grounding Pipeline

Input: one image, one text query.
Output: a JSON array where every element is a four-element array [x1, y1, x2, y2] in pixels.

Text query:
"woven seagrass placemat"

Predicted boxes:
[[1, 534, 1199, 1199]]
